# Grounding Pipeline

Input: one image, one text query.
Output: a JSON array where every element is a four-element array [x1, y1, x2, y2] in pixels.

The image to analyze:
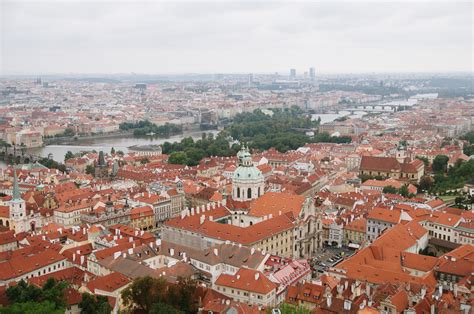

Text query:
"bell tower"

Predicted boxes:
[[9, 169, 27, 233]]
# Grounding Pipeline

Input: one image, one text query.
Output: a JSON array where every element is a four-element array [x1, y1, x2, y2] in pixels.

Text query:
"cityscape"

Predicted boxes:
[[0, 1, 473, 314]]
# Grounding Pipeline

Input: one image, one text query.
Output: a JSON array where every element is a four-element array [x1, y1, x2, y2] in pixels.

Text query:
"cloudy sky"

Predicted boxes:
[[1, 0, 472, 75]]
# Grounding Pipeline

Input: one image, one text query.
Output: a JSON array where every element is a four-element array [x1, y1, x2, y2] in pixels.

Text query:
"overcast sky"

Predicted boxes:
[[1, 0, 472, 75]]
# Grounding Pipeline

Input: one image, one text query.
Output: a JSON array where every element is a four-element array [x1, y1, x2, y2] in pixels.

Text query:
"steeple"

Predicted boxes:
[[12, 168, 21, 201], [98, 151, 106, 167]]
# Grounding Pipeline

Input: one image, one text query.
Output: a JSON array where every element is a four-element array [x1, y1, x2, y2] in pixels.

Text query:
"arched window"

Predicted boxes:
[[247, 188, 252, 199], [0, 219, 3, 226], [237, 187, 240, 198]]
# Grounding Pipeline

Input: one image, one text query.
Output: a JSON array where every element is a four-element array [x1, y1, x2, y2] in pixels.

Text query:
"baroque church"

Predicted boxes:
[[8, 170, 43, 233]]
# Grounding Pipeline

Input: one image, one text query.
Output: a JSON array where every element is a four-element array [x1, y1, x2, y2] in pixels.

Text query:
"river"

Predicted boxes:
[[311, 110, 367, 124], [27, 130, 219, 163], [27, 111, 358, 163]]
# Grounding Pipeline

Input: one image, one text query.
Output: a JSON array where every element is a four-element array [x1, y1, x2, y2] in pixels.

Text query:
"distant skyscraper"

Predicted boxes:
[[304, 72, 308, 80], [309, 67, 316, 81], [290, 68, 296, 80], [248, 73, 253, 87]]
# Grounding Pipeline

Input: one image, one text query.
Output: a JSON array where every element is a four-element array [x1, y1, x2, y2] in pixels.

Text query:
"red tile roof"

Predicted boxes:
[[215, 268, 276, 295]]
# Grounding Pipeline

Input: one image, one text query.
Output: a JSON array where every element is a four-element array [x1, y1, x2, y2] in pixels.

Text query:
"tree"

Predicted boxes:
[[463, 144, 474, 156], [79, 293, 112, 314], [399, 184, 410, 198], [168, 152, 188, 165], [116, 150, 124, 156], [121, 276, 168, 313], [432, 155, 449, 173], [166, 277, 198, 313], [418, 175, 434, 191], [3, 278, 67, 314], [140, 157, 150, 165], [0, 301, 64, 314], [184, 148, 205, 166], [460, 131, 474, 144], [85, 165, 95, 175], [358, 174, 374, 183], [64, 151, 74, 161], [150, 302, 182, 314], [6, 280, 42, 304], [382, 185, 398, 194], [110, 147, 116, 154], [63, 128, 75, 137], [277, 303, 313, 314]]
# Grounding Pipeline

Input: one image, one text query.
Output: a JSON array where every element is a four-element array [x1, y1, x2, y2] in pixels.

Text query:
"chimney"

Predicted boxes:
[[122, 253, 126, 258], [344, 299, 352, 311], [236, 275, 240, 280], [80, 255, 85, 265], [213, 248, 218, 256], [209, 215, 213, 221], [128, 248, 133, 254], [254, 273, 260, 280], [326, 295, 332, 308], [251, 248, 255, 255], [170, 248, 174, 256], [222, 198, 226, 206], [196, 207, 200, 214], [190, 207, 195, 215], [206, 203, 211, 210], [73, 253, 76, 261], [225, 300, 230, 305]]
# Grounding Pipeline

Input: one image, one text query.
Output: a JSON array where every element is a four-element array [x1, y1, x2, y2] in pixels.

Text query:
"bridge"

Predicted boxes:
[[311, 98, 416, 114], [1, 148, 44, 165]]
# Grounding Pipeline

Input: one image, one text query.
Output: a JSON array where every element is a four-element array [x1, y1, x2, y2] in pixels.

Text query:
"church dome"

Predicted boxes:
[[232, 147, 265, 202], [233, 164, 263, 181]]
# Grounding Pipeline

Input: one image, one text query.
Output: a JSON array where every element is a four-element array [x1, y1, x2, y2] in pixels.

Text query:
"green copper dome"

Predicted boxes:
[[233, 146, 262, 181], [233, 165, 263, 181]]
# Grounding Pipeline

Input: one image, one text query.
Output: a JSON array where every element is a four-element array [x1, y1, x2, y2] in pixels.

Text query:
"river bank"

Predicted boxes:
[[27, 129, 220, 163]]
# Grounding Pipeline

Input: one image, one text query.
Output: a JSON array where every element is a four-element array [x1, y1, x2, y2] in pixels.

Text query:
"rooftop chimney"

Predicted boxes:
[[254, 273, 260, 280], [326, 295, 332, 308]]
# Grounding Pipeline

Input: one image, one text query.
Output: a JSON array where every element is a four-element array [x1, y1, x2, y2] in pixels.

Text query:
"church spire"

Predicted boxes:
[[12, 168, 21, 201]]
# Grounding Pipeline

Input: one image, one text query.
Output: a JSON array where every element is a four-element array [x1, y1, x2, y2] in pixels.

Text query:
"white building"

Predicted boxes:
[[232, 147, 265, 202]]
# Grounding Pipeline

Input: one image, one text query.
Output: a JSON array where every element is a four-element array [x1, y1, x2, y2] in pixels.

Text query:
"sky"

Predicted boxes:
[[1, 0, 472, 75]]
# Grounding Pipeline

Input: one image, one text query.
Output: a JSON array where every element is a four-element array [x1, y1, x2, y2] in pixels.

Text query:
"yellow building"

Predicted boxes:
[[130, 206, 154, 231], [343, 218, 366, 246]]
